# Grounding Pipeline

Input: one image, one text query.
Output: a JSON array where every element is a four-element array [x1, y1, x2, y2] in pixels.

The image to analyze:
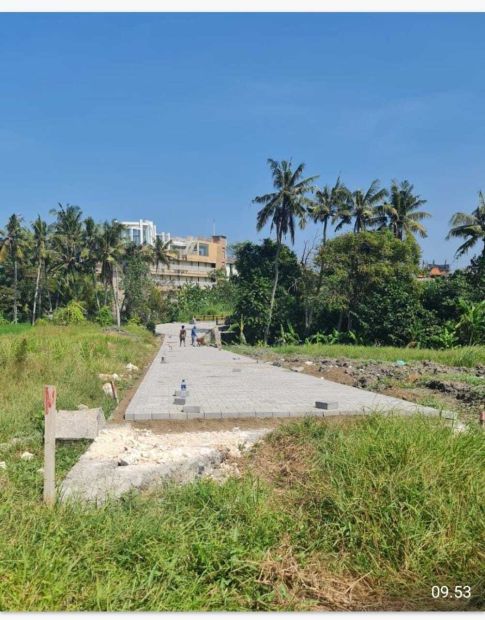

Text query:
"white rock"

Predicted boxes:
[[0, 461, 6, 469], [78, 404, 89, 410], [102, 382, 114, 398], [111, 373, 121, 381], [291, 366, 304, 373], [125, 363, 139, 372], [37, 467, 44, 474], [304, 361, 314, 366], [20, 451, 34, 461]]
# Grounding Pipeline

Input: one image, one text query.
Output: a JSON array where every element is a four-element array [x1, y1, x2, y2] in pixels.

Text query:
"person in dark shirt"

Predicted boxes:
[[179, 325, 186, 347]]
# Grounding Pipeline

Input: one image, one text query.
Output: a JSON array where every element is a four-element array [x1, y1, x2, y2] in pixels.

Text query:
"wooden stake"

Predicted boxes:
[[43, 385, 57, 506], [110, 380, 119, 404]]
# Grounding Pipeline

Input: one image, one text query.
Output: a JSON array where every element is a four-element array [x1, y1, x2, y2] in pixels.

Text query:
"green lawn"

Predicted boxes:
[[229, 343, 485, 368]]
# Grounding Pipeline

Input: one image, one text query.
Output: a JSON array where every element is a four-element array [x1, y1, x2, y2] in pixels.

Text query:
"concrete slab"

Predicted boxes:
[[56, 408, 106, 440]]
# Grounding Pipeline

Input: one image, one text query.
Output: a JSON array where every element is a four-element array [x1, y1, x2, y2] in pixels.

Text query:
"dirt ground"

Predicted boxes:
[[244, 351, 484, 425]]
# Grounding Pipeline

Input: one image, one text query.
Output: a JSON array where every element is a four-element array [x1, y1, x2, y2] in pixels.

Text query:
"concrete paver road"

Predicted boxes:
[[125, 322, 438, 421]]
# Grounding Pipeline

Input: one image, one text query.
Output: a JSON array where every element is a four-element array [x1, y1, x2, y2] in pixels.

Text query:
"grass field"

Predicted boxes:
[[0, 323, 157, 442], [229, 343, 485, 368], [0, 323, 33, 336], [0, 326, 483, 610]]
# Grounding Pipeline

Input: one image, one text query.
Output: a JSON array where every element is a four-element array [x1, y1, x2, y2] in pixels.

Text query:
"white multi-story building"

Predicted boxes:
[[119, 219, 157, 246]]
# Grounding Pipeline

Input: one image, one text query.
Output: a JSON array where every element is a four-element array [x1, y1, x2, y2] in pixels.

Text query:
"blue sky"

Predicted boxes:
[[0, 13, 484, 267]]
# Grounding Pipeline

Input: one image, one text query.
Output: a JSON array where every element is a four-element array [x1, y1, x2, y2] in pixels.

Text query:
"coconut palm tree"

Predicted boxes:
[[82, 217, 101, 309], [152, 236, 171, 272], [309, 177, 348, 246], [0, 214, 26, 323], [253, 158, 318, 344], [377, 180, 430, 240], [335, 179, 388, 233], [447, 191, 485, 258], [50, 203, 85, 302], [31, 216, 49, 324], [98, 221, 126, 328]]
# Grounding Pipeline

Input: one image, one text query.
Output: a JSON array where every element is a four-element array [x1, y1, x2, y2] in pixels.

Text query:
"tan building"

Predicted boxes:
[[120, 220, 228, 289], [153, 233, 227, 289]]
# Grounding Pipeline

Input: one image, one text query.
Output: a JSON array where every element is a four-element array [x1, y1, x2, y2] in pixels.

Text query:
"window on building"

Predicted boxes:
[[132, 229, 141, 245], [199, 243, 209, 257]]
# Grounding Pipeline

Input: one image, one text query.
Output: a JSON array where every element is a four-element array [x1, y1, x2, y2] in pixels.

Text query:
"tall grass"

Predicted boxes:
[[1, 414, 483, 609], [263, 415, 485, 608], [0, 323, 157, 442], [230, 343, 485, 367]]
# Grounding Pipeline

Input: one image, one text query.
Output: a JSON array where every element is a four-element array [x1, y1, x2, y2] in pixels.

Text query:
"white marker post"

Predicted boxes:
[[43, 385, 57, 506]]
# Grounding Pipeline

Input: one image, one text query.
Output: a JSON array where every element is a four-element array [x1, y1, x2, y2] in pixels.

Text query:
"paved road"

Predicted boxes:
[[125, 322, 438, 421]]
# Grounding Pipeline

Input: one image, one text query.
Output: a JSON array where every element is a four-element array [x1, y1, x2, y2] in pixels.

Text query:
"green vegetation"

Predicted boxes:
[[1, 412, 483, 610], [0, 323, 32, 336], [1, 166, 483, 348], [229, 343, 485, 368], [0, 323, 157, 442], [0, 205, 171, 329], [166, 275, 235, 322]]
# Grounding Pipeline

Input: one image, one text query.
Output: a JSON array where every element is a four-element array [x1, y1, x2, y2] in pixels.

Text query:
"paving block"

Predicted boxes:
[[125, 411, 135, 421], [174, 397, 186, 405], [186, 410, 204, 419], [273, 411, 291, 418], [183, 405, 201, 415], [132, 412, 152, 421], [232, 368, 242, 373], [220, 411, 255, 418], [255, 411, 274, 418], [169, 412, 188, 420], [151, 412, 171, 420], [204, 411, 222, 419], [315, 401, 339, 410], [174, 390, 190, 397]]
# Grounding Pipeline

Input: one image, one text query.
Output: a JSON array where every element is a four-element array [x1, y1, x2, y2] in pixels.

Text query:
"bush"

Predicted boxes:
[[34, 318, 49, 327], [52, 301, 86, 325], [0, 314, 9, 326], [95, 305, 113, 327]]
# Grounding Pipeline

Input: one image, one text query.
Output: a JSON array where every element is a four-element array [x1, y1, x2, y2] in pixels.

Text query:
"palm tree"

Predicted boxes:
[[152, 236, 171, 272], [335, 179, 388, 233], [308, 178, 348, 306], [31, 216, 48, 324], [253, 158, 318, 344], [50, 203, 85, 302], [447, 191, 485, 258], [377, 180, 430, 240], [83, 217, 101, 309], [309, 177, 348, 246], [98, 221, 126, 328], [0, 214, 26, 323]]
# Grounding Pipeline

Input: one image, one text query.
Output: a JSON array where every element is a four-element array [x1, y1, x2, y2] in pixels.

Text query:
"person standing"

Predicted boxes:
[[191, 325, 197, 346], [179, 325, 187, 347]]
